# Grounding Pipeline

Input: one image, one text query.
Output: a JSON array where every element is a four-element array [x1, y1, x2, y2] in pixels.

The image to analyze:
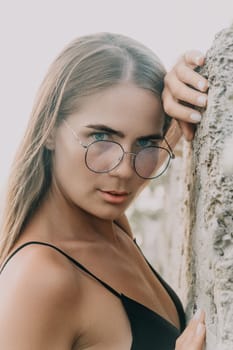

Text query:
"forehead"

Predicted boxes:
[[68, 83, 165, 136]]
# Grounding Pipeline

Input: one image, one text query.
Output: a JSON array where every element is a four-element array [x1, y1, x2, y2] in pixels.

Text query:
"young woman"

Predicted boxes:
[[0, 33, 208, 350]]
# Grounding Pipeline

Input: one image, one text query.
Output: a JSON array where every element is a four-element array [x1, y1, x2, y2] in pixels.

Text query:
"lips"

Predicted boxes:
[[98, 189, 130, 204], [104, 190, 129, 196]]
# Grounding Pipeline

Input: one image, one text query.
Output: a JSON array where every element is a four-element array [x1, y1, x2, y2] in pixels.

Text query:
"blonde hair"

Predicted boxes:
[[0, 32, 169, 262]]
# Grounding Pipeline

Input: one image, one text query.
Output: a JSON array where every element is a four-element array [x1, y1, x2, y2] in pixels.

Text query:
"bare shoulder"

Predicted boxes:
[[0, 241, 81, 295], [0, 242, 83, 349]]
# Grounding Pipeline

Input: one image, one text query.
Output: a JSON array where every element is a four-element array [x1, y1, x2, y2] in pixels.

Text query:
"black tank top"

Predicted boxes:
[[0, 240, 186, 349]]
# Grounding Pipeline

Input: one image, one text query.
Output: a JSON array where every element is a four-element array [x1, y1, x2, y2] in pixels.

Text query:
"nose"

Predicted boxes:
[[109, 152, 135, 179]]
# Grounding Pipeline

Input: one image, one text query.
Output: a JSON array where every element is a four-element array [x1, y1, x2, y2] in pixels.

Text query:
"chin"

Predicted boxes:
[[91, 206, 127, 221]]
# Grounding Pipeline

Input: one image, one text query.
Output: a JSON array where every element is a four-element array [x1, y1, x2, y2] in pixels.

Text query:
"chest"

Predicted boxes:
[[72, 269, 180, 350], [69, 239, 181, 332]]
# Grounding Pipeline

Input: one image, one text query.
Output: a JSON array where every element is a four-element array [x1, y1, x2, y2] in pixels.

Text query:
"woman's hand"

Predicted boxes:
[[175, 309, 206, 350], [162, 51, 209, 141]]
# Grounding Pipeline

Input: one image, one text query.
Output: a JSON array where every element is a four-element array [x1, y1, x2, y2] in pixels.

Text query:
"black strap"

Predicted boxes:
[[0, 241, 121, 298]]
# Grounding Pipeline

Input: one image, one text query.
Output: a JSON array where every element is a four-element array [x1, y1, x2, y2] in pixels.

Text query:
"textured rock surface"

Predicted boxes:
[[189, 25, 233, 350]]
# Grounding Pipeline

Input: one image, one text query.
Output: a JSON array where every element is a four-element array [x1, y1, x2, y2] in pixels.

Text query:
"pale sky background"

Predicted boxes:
[[0, 0, 232, 189]]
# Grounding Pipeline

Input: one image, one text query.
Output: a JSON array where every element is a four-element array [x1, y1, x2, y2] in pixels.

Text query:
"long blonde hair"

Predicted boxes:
[[0, 32, 169, 261]]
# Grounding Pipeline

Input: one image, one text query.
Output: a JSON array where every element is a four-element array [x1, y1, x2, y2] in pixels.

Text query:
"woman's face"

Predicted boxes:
[[52, 83, 165, 220]]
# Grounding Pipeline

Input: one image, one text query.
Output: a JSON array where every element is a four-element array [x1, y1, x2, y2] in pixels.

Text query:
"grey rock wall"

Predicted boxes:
[[188, 25, 233, 350]]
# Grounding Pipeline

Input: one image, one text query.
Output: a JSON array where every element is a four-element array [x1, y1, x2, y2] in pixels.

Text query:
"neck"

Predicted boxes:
[[24, 184, 122, 246]]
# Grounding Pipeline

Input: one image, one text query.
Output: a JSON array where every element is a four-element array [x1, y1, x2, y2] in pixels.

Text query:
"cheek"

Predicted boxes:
[[126, 177, 149, 205], [52, 138, 89, 192]]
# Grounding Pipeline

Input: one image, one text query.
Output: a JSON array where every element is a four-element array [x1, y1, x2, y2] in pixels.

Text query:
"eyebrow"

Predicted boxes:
[[84, 124, 163, 140]]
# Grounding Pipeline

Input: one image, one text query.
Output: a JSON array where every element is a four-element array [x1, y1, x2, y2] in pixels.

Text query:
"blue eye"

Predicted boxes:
[[137, 139, 152, 147], [92, 132, 109, 141], [138, 139, 150, 147], [137, 139, 160, 148]]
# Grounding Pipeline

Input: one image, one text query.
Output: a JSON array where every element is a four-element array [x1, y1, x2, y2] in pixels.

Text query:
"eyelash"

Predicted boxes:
[[137, 139, 160, 147], [90, 132, 111, 141]]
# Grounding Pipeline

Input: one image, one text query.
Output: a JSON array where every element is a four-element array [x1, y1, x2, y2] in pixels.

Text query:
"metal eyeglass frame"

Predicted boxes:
[[63, 119, 175, 179]]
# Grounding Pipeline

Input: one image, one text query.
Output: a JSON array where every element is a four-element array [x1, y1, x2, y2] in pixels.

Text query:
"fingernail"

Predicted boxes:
[[195, 55, 204, 65], [197, 95, 207, 106], [193, 308, 202, 320], [190, 113, 202, 122], [197, 80, 206, 91], [196, 322, 205, 336]]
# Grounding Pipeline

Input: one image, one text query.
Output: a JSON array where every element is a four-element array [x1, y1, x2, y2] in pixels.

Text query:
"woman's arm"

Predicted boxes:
[[0, 245, 81, 349], [162, 50, 209, 141]]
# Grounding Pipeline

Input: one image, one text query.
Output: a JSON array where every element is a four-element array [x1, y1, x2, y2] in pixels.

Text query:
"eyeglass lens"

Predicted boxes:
[[85, 141, 171, 179]]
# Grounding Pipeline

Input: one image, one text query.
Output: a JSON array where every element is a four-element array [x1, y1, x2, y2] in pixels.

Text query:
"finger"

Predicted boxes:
[[188, 309, 205, 330], [175, 64, 209, 92], [183, 50, 206, 68], [176, 325, 206, 350], [183, 310, 206, 345], [175, 310, 206, 349], [162, 90, 202, 124], [176, 309, 205, 342], [185, 321, 206, 350], [167, 74, 208, 107]]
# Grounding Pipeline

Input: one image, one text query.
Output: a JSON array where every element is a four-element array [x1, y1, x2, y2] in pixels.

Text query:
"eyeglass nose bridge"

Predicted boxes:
[[121, 150, 137, 158], [115, 150, 137, 169]]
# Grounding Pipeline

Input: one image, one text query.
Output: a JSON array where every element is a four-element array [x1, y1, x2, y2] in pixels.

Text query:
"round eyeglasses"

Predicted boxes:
[[63, 120, 175, 180]]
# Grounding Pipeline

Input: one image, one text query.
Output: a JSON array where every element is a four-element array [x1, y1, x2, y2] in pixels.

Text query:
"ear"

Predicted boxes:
[[44, 129, 56, 151]]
